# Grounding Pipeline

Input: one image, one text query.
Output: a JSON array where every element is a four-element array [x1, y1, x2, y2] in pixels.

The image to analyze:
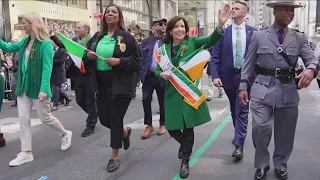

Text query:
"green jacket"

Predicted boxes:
[[0, 74, 4, 112], [155, 28, 223, 130], [0, 36, 54, 99]]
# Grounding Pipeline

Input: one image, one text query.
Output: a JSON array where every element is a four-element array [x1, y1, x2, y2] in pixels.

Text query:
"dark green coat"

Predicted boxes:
[[155, 28, 223, 130]]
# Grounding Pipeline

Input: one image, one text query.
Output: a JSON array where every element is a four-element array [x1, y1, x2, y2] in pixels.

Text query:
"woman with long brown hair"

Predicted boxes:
[[83, 4, 141, 172]]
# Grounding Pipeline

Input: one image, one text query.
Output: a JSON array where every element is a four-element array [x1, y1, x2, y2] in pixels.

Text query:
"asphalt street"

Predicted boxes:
[[0, 76, 320, 180]]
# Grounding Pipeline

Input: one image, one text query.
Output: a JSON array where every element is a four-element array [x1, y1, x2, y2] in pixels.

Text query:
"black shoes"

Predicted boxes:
[[232, 145, 244, 159], [81, 127, 95, 137], [11, 100, 17, 107], [179, 158, 190, 179], [275, 168, 288, 180], [123, 127, 131, 150], [0, 133, 5, 147], [254, 166, 270, 180], [178, 146, 183, 159], [106, 159, 120, 172]]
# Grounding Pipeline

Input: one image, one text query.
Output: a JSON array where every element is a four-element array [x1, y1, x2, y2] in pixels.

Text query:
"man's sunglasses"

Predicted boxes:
[[156, 22, 166, 26]]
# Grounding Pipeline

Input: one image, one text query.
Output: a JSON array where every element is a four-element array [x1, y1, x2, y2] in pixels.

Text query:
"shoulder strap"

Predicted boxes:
[[277, 47, 294, 67]]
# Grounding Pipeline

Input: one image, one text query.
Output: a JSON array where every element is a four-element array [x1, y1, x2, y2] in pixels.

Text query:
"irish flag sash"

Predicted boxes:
[[154, 44, 206, 109]]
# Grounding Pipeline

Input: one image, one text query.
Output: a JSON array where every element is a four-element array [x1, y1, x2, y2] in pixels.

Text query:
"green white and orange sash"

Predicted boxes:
[[154, 44, 208, 109]]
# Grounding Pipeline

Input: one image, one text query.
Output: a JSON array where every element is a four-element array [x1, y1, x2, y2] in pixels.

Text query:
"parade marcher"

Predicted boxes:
[[65, 22, 97, 137], [140, 18, 167, 139], [10, 40, 19, 107], [155, 4, 231, 178], [0, 69, 5, 147], [50, 36, 68, 112], [83, 4, 141, 172], [0, 12, 72, 167], [211, 1, 256, 159], [205, 58, 223, 101], [239, 1, 318, 179]]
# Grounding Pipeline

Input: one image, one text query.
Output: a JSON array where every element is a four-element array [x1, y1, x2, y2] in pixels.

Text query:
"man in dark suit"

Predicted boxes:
[[66, 22, 97, 137], [211, 1, 256, 159], [50, 39, 70, 111], [139, 18, 167, 139]]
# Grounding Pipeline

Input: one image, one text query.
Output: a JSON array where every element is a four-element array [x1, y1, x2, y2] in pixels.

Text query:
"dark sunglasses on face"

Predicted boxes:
[[157, 22, 166, 26]]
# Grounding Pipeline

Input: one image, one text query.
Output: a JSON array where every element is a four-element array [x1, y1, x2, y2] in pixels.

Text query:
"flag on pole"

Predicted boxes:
[[178, 47, 210, 81], [57, 33, 86, 73]]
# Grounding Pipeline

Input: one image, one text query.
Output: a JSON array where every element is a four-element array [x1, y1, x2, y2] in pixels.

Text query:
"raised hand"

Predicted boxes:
[[218, 4, 232, 27]]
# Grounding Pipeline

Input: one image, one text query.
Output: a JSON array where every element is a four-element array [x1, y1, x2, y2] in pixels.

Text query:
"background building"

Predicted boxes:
[[0, 0, 4, 39], [7, 0, 96, 40], [97, 0, 178, 37]]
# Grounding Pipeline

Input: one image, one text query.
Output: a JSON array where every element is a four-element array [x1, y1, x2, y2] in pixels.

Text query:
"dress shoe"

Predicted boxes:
[[123, 127, 131, 150], [157, 125, 166, 135], [254, 166, 270, 180], [232, 145, 243, 159], [275, 168, 288, 180], [64, 99, 72, 106], [11, 100, 17, 107], [122, 127, 131, 150], [141, 126, 154, 139], [179, 158, 190, 179], [81, 127, 95, 137], [0, 133, 5, 147], [178, 146, 183, 159], [106, 159, 120, 172]]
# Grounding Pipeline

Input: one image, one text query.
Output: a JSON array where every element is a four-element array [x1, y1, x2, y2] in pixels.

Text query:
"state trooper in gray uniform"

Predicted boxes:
[[239, 1, 319, 180]]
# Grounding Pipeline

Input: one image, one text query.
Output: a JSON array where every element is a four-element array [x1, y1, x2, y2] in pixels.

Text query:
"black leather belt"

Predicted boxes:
[[255, 65, 295, 82], [233, 68, 242, 73]]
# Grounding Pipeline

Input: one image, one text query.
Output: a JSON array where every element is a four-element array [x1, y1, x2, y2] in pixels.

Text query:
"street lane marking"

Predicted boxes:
[[218, 107, 228, 115], [172, 113, 231, 180]]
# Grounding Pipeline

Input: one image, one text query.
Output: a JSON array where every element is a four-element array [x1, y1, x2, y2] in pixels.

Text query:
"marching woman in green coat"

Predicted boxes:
[[0, 12, 72, 167], [155, 4, 232, 178]]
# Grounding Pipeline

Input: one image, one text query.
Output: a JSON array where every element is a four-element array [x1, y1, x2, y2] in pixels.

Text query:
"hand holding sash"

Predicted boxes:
[[160, 71, 172, 80]]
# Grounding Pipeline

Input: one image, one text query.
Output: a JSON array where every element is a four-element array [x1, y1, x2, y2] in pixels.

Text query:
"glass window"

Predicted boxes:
[[152, 0, 160, 17], [36, 0, 87, 9], [47, 18, 77, 38]]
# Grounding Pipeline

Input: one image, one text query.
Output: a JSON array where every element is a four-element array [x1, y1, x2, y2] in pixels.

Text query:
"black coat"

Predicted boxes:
[[51, 48, 67, 85], [83, 27, 142, 98]]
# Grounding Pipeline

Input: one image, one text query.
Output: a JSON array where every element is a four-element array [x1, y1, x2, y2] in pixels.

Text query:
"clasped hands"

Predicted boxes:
[[87, 51, 120, 67]]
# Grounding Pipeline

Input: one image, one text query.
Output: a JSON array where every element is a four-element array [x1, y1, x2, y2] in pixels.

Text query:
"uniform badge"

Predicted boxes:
[[119, 43, 126, 52], [117, 36, 126, 52]]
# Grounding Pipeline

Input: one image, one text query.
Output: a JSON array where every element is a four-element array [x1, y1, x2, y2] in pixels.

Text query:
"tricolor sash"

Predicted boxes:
[[154, 44, 206, 109]]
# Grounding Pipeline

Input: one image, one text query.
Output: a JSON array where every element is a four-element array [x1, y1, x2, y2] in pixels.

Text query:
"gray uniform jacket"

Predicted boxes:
[[239, 25, 318, 108]]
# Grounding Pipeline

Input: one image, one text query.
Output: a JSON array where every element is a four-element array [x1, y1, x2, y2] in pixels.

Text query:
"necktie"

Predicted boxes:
[[235, 26, 242, 69], [278, 29, 284, 44]]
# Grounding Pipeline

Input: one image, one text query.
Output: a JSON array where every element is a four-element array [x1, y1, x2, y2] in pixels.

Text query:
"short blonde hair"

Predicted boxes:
[[22, 12, 49, 41]]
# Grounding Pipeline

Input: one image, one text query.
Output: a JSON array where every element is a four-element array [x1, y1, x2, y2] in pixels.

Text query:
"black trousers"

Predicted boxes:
[[168, 128, 194, 158], [142, 73, 165, 126], [72, 76, 98, 128], [96, 71, 132, 149]]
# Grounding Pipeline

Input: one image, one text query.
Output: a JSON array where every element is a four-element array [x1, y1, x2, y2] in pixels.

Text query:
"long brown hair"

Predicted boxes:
[[163, 16, 189, 44], [100, 4, 126, 35]]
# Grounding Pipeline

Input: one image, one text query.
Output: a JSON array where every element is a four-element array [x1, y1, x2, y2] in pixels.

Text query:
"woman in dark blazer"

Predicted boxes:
[[83, 4, 142, 172]]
